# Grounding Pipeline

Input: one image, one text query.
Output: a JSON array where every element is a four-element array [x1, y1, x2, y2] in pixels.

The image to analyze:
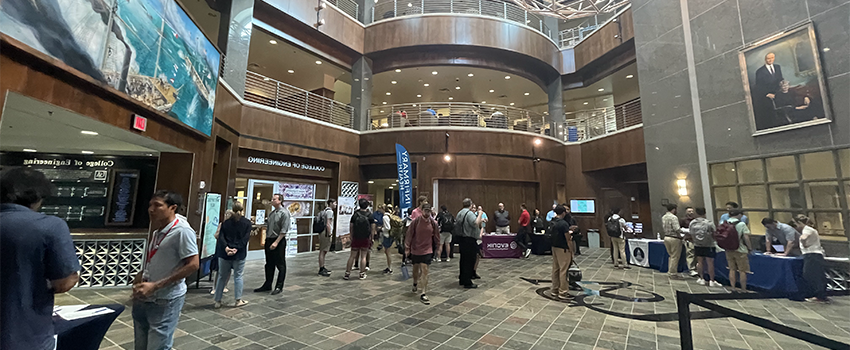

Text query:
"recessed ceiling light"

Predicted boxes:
[[389, 186, 394, 189], [448, 97, 453, 100], [263, 77, 270, 81], [603, 98, 608, 101], [23, 148, 37, 152], [524, 92, 529, 96], [467, 73, 474, 77], [412, 104, 416, 107], [315, 60, 322, 65], [269, 40, 277, 44], [423, 83, 429, 86], [626, 74, 634, 79], [391, 81, 397, 84], [489, 89, 494, 93], [395, 69, 402, 72], [583, 102, 589, 105], [380, 110, 385, 113], [407, 2, 412, 6], [431, 71, 438, 75], [417, 94, 422, 97], [598, 88, 605, 92], [455, 86, 460, 90], [368, 181, 375, 184], [287, 70, 294, 73], [509, 102, 515, 106], [382, 102, 387, 104], [386, 92, 391, 95], [80, 130, 98, 135], [381, 122, 388, 127], [481, 101, 486, 103], [505, 76, 511, 79], [81, 151, 94, 154]]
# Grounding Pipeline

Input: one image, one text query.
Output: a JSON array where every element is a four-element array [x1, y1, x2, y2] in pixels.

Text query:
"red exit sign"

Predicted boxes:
[[132, 114, 147, 132]]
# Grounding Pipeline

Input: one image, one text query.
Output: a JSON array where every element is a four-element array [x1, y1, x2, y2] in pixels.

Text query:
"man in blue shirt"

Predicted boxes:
[[719, 201, 749, 225], [546, 203, 557, 222], [1, 168, 81, 350]]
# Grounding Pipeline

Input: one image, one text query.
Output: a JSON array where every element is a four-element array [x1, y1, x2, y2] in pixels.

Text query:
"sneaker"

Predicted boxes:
[[365, 266, 371, 271], [383, 268, 393, 274], [695, 278, 705, 285], [213, 301, 222, 309], [446, 258, 451, 262], [359, 272, 367, 280], [690, 271, 699, 277], [524, 249, 532, 258], [709, 281, 723, 288], [319, 269, 331, 277], [623, 265, 631, 269], [253, 286, 272, 293], [343, 272, 351, 280], [234, 299, 249, 307], [412, 284, 418, 292], [420, 294, 430, 305]]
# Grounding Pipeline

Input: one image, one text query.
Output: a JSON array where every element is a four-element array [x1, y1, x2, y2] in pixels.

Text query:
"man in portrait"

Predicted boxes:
[[752, 52, 784, 129]]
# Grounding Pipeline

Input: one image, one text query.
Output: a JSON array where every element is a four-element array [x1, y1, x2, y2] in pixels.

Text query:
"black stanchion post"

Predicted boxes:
[[676, 291, 694, 350]]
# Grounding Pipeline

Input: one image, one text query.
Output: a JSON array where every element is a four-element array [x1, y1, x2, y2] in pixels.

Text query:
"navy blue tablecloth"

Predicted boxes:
[[625, 239, 688, 272], [530, 233, 552, 255], [54, 303, 124, 350], [714, 251, 806, 298]]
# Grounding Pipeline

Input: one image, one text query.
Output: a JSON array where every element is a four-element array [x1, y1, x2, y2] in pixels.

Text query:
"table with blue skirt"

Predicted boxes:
[[625, 239, 807, 298], [530, 233, 552, 255], [54, 303, 124, 350]]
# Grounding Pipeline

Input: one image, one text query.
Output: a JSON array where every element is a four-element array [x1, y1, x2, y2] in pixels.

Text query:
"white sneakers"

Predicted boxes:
[[689, 271, 699, 277], [695, 278, 705, 285], [524, 249, 532, 258], [709, 281, 723, 288]]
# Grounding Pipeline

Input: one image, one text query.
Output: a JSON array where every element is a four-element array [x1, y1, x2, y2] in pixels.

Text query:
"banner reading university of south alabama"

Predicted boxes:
[[395, 143, 413, 217]]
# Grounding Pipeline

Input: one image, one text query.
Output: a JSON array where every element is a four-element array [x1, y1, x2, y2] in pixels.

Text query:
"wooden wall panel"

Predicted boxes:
[[574, 8, 633, 71], [214, 83, 243, 132], [239, 106, 360, 158], [439, 179, 537, 233], [580, 127, 646, 172]]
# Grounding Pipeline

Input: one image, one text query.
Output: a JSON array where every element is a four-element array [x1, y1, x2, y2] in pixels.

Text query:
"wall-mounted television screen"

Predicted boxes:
[[570, 199, 596, 214]]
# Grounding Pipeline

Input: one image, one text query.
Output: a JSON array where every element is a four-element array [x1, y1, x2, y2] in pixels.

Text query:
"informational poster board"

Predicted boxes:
[[286, 215, 298, 257], [105, 169, 140, 226], [255, 209, 266, 225], [337, 181, 359, 249], [278, 183, 315, 200], [200, 193, 221, 259]]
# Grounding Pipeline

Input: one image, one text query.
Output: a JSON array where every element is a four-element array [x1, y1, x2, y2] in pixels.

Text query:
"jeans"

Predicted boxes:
[[262, 238, 286, 289], [458, 236, 479, 286], [572, 233, 582, 255], [133, 295, 185, 350], [215, 258, 246, 302], [803, 253, 827, 300], [663, 237, 683, 275]]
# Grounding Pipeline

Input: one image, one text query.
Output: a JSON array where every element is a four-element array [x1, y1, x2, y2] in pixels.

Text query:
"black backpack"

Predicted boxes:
[[605, 216, 622, 237], [352, 211, 371, 239], [313, 209, 327, 233], [439, 212, 455, 233], [543, 220, 558, 243]]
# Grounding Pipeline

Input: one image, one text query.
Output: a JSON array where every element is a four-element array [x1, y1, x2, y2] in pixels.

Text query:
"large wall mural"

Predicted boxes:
[[0, 0, 220, 136]]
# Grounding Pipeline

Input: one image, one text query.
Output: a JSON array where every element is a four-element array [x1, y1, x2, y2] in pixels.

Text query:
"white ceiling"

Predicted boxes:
[[0, 93, 186, 156]]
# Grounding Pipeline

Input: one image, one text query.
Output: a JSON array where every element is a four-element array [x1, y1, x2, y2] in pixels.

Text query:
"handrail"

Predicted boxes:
[[244, 71, 355, 129], [564, 3, 631, 48], [327, 0, 359, 20], [369, 0, 552, 39], [369, 102, 549, 133], [561, 98, 642, 142]]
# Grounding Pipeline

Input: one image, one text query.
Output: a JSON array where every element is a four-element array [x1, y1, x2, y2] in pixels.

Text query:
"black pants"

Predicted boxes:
[[514, 226, 530, 251], [262, 238, 287, 289], [458, 236, 479, 286], [572, 233, 582, 255], [803, 253, 827, 300]]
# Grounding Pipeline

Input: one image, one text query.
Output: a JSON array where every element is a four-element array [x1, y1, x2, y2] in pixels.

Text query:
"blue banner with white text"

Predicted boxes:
[[395, 143, 413, 217]]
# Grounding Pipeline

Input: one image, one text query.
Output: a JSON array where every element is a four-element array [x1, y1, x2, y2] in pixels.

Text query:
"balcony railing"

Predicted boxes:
[[561, 98, 642, 142], [328, 0, 359, 20], [369, 102, 548, 132], [369, 0, 552, 39], [245, 71, 355, 129]]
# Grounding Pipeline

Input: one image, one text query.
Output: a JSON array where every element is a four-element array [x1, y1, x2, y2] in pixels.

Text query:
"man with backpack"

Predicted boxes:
[[315, 199, 337, 277], [435, 205, 455, 262], [549, 205, 573, 300], [606, 208, 630, 269], [344, 199, 375, 280], [717, 209, 753, 292]]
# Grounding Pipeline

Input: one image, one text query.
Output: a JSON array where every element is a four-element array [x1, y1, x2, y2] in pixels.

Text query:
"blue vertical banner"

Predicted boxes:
[[395, 143, 413, 217]]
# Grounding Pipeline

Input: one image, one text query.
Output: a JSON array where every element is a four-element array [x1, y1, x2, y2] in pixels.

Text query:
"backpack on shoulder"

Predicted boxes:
[[312, 209, 327, 233], [352, 211, 372, 240], [543, 220, 557, 243], [605, 217, 622, 238], [714, 222, 740, 251], [439, 212, 455, 233]]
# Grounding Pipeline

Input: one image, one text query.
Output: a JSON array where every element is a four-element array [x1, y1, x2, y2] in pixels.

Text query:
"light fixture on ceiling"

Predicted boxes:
[[80, 130, 98, 135], [598, 88, 605, 92], [481, 101, 486, 103], [583, 102, 589, 105], [263, 77, 270, 81], [380, 110, 385, 113], [412, 104, 416, 107], [444, 154, 452, 162], [448, 97, 453, 100], [455, 86, 460, 90], [524, 92, 529, 96], [423, 83, 429, 87], [382, 101, 387, 104], [386, 92, 391, 95], [509, 102, 515, 106], [823, 47, 830, 52], [368, 180, 375, 184], [269, 39, 277, 44], [381, 123, 388, 127], [395, 69, 402, 72], [467, 73, 474, 77], [626, 74, 634, 79], [81, 151, 94, 154], [287, 70, 294, 73], [504, 76, 511, 79], [407, 2, 412, 6], [431, 71, 438, 75], [603, 98, 608, 101], [489, 89, 494, 93], [315, 60, 322, 65], [23, 148, 37, 152], [416, 94, 421, 97], [388, 186, 394, 189], [391, 81, 397, 84]]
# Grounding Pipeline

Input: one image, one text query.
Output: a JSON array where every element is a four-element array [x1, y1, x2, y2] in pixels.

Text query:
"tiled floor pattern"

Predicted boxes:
[[59, 248, 850, 350]]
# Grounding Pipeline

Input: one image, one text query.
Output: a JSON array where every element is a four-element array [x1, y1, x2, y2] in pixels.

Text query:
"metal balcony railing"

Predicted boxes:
[[369, 0, 552, 39], [560, 98, 642, 142], [369, 102, 548, 133], [245, 71, 355, 129], [558, 3, 629, 48], [328, 0, 359, 20]]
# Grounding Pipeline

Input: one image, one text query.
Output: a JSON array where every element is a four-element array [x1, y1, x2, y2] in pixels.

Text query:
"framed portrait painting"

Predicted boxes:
[[739, 23, 832, 136]]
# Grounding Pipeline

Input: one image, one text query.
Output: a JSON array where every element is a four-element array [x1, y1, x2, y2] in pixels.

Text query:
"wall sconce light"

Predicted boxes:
[[676, 179, 688, 196], [443, 154, 452, 162], [533, 138, 542, 146], [315, 18, 325, 27]]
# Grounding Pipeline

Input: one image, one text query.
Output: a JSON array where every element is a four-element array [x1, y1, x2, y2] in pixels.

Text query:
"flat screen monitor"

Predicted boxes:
[[570, 199, 595, 214]]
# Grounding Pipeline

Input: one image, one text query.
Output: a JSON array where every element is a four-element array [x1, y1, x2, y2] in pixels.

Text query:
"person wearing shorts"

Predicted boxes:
[[725, 210, 752, 292], [688, 208, 721, 287], [318, 199, 336, 277], [380, 207, 393, 274], [344, 199, 374, 280], [405, 204, 440, 304]]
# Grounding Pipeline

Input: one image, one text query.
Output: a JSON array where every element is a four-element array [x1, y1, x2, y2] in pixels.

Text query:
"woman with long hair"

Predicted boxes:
[[793, 215, 830, 303], [214, 201, 252, 308]]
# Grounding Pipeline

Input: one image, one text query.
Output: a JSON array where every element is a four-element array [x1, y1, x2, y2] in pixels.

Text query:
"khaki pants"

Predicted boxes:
[[684, 240, 696, 272], [663, 237, 683, 276], [551, 247, 572, 297], [611, 237, 627, 266]]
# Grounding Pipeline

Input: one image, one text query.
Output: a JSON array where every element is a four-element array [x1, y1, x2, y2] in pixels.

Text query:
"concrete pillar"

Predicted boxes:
[[355, 0, 375, 23], [351, 56, 373, 131], [220, 0, 254, 97], [543, 16, 559, 42], [547, 77, 565, 137]]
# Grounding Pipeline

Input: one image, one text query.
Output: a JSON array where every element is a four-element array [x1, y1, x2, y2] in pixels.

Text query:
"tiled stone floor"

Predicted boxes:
[[59, 248, 850, 350]]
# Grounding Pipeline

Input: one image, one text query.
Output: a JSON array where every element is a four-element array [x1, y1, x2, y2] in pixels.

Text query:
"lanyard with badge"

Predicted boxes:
[[143, 219, 179, 282]]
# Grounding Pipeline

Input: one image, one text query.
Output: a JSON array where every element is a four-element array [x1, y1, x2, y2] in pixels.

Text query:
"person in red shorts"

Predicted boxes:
[[344, 199, 375, 280]]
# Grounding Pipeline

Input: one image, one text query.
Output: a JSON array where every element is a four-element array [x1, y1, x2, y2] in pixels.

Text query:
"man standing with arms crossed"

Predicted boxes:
[[493, 203, 510, 234], [133, 190, 199, 350], [254, 194, 290, 295]]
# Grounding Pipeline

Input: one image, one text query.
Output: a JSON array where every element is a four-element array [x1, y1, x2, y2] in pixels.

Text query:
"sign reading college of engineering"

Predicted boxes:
[[247, 156, 326, 172]]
